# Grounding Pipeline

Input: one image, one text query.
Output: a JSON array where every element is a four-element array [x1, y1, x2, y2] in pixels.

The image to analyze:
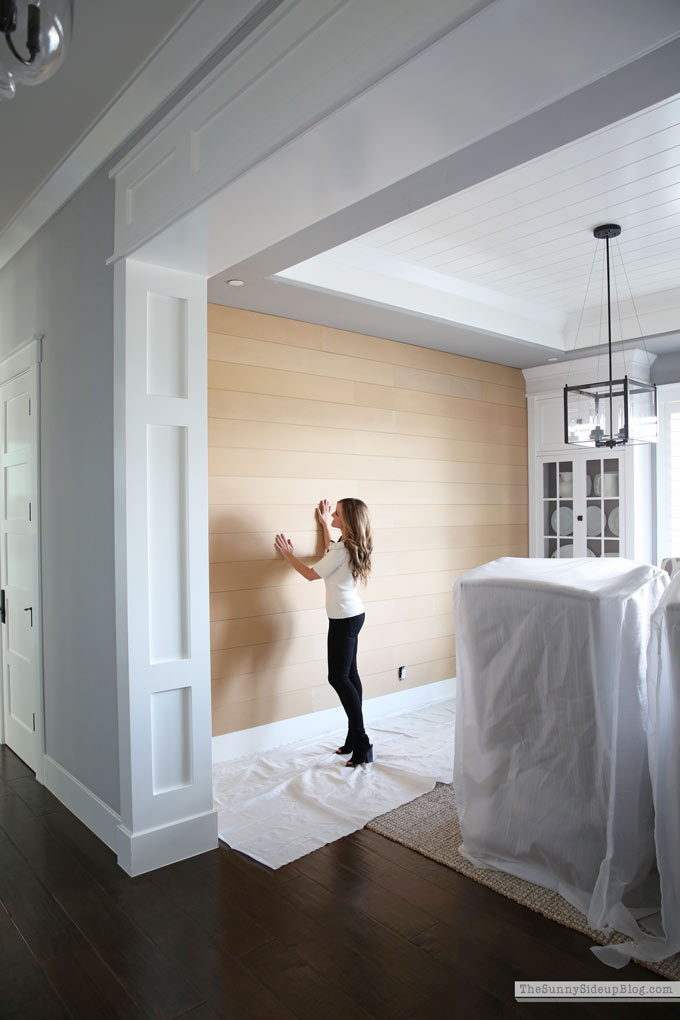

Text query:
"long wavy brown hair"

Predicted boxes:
[[340, 498, 373, 586]]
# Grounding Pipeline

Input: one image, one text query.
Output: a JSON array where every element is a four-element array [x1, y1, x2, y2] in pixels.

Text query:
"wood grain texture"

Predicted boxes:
[[208, 418, 528, 465], [319, 324, 526, 389], [208, 305, 528, 735]]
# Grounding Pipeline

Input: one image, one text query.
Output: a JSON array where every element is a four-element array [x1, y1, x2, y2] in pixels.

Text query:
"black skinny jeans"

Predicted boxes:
[[327, 613, 366, 742]]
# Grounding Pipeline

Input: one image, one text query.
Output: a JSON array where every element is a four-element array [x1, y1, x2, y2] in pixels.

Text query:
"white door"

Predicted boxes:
[[0, 367, 42, 775]]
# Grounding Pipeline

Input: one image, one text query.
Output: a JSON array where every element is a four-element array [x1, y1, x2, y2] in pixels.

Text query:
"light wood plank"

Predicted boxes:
[[392, 409, 526, 445], [210, 544, 525, 591], [481, 380, 528, 408], [208, 447, 528, 485], [320, 324, 525, 389], [209, 571, 457, 621], [210, 530, 324, 564], [209, 522, 528, 563], [209, 556, 523, 620], [208, 389, 527, 445], [208, 418, 528, 465], [208, 476, 526, 507], [393, 364, 481, 401], [208, 388, 394, 434], [208, 332, 395, 386], [212, 687, 315, 735], [210, 593, 452, 649], [209, 360, 355, 405], [210, 583, 327, 620], [212, 635, 456, 703], [213, 653, 457, 732], [211, 615, 453, 676], [355, 381, 527, 427], [209, 503, 528, 533], [207, 305, 322, 348]]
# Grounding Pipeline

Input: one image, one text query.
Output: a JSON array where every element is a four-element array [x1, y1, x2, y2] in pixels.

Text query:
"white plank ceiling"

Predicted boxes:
[[279, 93, 680, 354]]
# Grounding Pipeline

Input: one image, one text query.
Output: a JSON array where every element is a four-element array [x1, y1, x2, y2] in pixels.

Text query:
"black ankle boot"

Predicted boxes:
[[346, 736, 373, 767], [335, 729, 353, 754]]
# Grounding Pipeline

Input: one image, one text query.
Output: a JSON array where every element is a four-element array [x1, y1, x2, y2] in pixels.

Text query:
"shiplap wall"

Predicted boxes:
[[208, 305, 528, 735]]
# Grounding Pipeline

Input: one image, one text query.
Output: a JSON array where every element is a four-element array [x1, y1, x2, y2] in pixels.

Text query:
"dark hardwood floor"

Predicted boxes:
[[0, 744, 670, 1019]]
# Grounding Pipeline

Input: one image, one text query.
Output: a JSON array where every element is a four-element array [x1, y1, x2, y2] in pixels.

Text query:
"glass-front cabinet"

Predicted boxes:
[[540, 455, 622, 558], [525, 353, 654, 565]]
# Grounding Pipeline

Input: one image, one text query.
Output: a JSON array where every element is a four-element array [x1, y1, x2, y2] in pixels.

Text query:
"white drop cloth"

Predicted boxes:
[[213, 700, 454, 869]]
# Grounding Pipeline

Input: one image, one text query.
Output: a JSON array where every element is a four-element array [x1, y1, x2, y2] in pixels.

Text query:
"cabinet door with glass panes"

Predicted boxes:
[[540, 454, 622, 558]]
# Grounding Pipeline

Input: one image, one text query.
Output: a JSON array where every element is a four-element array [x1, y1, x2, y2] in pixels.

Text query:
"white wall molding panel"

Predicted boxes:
[[114, 259, 216, 876]]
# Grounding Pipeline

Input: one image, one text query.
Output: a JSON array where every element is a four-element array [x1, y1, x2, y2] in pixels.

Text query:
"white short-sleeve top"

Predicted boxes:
[[313, 541, 365, 620]]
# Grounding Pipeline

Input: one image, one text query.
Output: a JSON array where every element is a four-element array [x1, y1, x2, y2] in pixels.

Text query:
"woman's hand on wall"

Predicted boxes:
[[317, 499, 333, 552], [274, 533, 320, 581], [274, 533, 294, 559], [317, 499, 333, 530]]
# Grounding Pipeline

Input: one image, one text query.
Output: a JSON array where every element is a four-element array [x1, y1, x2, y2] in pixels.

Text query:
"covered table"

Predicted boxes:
[[453, 557, 669, 958]]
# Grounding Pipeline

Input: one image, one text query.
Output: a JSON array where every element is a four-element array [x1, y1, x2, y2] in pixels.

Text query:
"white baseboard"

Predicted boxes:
[[43, 754, 219, 876], [116, 809, 219, 877], [212, 677, 456, 764], [43, 755, 122, 853]]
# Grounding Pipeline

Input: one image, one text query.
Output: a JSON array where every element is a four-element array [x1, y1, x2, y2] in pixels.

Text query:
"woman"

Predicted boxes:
[[274, 498, 373, 766]]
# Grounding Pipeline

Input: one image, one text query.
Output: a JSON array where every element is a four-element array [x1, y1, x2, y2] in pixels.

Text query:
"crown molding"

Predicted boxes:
[[0, 0, 272, 273]]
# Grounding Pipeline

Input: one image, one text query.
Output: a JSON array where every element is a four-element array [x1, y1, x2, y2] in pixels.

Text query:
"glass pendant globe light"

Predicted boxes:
[[0, 0, 73, 100], [564, 224, 657, 448]]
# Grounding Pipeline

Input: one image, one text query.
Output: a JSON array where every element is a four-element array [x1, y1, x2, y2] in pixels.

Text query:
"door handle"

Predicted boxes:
[[0, 589, 4, 624], [24, 606, 33, 627]]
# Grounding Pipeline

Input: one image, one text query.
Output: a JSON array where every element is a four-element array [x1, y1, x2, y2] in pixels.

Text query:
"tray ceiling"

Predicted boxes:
[[278, 94, 680, 357]]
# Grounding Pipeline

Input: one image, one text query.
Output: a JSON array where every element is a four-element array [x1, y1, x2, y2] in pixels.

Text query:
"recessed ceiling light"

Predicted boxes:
[[226, 278, 244, 286], [547, 357, 559, 362]]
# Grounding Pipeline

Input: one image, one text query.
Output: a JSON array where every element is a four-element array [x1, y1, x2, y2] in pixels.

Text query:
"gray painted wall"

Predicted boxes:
[[652, 352, 680, 386], [0, 166, 119, 812]]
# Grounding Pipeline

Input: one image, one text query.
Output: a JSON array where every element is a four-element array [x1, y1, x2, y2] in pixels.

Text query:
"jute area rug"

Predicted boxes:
[[366, 782, 679, 981]]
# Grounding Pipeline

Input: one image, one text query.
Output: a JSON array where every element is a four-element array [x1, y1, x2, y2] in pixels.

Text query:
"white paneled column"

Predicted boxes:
[[114, 258, 216, 876]]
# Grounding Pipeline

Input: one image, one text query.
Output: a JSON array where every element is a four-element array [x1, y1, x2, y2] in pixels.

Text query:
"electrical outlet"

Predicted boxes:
[[398, 666, 406, 681]]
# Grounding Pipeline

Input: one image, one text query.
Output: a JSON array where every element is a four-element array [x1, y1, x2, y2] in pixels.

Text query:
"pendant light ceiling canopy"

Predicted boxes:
[[0, 0, 73, 100], [564, 224, 658, 449]]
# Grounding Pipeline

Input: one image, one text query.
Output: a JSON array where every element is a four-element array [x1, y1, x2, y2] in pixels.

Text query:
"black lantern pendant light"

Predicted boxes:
[[563, 224, 657, 448], [0, 0, 72, 100]]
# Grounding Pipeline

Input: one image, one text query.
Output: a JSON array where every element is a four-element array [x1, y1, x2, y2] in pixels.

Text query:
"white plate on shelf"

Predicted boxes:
[[586, 475, 592, 496], [550, 506, 573, 535], [608, 506, 620, 536], [586, 505, 603, 536], [594, 473, 618, 497]]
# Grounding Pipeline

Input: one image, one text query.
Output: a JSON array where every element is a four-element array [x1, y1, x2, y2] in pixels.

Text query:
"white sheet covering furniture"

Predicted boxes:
[[454, 557, 669, 963], [595, 572, 680, 967]]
